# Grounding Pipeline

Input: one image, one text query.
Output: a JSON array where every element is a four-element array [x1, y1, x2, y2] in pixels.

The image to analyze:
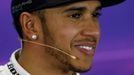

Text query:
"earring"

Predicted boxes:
[[32, 34, 37, 40]]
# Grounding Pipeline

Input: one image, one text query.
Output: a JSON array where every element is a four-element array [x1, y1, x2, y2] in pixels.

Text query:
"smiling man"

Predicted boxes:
[[0, 0, 125, 75]]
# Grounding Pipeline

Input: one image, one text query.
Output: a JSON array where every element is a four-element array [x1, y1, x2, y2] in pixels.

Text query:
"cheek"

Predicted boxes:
[[55, 24, 78, 47], [45, 13, 79, 47], [61, 25, 77, 38]]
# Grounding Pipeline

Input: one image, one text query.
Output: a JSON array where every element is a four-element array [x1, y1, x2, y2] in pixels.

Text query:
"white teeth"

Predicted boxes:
[[79, 46, 93, 51]]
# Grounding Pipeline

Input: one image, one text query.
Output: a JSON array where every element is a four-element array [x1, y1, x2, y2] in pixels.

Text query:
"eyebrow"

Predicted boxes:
[[95, 6, 102, 11], [63, 6, 102, 13], [64, 7, 87, 12]]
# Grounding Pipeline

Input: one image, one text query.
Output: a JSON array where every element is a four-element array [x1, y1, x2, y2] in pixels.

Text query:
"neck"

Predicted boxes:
[[17, 43, 75, 75]]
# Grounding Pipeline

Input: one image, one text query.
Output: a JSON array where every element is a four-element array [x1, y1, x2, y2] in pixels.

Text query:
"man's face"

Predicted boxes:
[[40, 0, 101, 72]]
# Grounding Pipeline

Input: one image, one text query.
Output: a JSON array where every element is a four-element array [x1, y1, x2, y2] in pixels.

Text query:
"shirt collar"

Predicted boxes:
[[9, 49, 31, 75], [8, 49, 80, 75]]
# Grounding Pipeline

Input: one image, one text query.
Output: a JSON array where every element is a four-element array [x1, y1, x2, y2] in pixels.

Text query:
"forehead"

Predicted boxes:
[[63, 0, 101, 9], [45, 0, 101, 12]]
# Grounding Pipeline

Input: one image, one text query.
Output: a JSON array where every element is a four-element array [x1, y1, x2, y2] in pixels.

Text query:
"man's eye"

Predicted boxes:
[[70, 13, 82, 19], [92, 12, 101, 18]]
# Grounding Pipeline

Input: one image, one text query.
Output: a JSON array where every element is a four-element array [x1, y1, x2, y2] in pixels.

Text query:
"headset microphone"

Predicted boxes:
[[20, 39, 77, 60]]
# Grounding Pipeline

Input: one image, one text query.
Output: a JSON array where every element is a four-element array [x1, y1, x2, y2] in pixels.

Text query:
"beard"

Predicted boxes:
[[43, 41, 92, 73], [42, 30, 92, 73], [40, 19, 92, 73], [68, 62, 92, 73]]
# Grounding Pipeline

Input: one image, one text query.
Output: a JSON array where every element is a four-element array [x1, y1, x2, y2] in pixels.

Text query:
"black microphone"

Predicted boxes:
[[20, 39, 77, 60]]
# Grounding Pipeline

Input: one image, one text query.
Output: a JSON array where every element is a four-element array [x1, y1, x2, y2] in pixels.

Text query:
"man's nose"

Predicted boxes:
[[80, 20, 100, 37]]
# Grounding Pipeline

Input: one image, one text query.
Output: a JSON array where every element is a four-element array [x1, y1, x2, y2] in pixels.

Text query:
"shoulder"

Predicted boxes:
[[0, 64, 11, 75], [0, 65, 5, 75]]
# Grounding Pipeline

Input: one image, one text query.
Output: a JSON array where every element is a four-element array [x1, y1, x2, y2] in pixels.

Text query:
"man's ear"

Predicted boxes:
[[20, 12, 38, 40]]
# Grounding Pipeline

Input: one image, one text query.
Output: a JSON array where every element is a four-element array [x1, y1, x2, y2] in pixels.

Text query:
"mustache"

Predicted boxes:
[[73, 37, 97, 43]]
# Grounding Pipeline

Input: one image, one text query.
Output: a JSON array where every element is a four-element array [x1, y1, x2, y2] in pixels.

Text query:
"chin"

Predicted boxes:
[[68, 63, 92, 73]]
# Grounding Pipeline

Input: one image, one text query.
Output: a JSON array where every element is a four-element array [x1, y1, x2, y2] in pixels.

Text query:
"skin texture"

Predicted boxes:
[[18, 1, 101, 75]]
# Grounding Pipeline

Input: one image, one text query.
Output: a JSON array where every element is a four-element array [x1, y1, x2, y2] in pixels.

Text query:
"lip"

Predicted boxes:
[[74, 42, 96, 56]]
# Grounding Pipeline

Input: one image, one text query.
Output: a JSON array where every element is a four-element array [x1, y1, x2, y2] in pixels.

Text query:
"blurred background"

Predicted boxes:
[[0, 0, 134, 75]]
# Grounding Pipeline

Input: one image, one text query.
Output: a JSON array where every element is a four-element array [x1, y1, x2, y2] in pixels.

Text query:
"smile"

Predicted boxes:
[[74, 42, 96, 56], [79, 46, 93, 51]]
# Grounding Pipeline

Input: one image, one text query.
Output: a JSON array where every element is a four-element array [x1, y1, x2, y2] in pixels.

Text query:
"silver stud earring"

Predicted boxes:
[[32, 34, 37, 40]]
